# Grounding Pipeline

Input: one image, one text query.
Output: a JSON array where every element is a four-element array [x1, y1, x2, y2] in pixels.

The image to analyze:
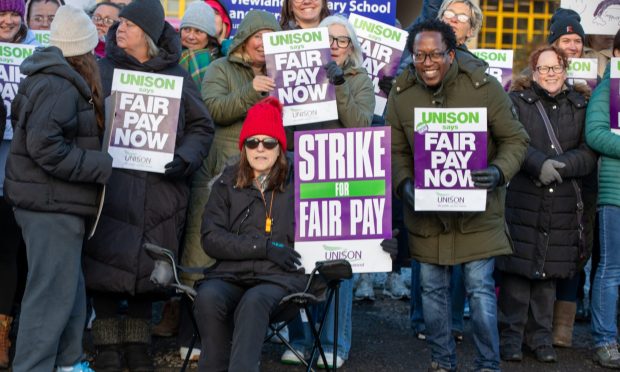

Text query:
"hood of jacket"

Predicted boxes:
[[104, 21, 181, 72], [393, 47, 490, 95], [228, 10, 280, 57], [20, 46, 91, 101]]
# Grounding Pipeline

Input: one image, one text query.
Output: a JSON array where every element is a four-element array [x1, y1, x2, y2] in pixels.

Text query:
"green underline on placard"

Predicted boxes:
[[299, 180, 386, 199]]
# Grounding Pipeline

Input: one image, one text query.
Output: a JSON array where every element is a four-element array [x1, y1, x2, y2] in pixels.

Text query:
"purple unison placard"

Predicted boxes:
[[0, 42, 36, 140], [294, 127, 392, 273], [413, 108, 488, 211], [264, 28, 338, 126], [349, 13, 408, 116], [472, 49, 513, 92], [611, 58, 620, 135]]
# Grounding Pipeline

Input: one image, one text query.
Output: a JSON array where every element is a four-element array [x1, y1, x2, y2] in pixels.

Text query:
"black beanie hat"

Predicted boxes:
[[120, 0, 165, 42], [548, 8, 585, 44]]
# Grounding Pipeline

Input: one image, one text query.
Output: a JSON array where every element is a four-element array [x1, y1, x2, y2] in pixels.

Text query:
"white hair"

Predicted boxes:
[[319, 15, 363, 69]]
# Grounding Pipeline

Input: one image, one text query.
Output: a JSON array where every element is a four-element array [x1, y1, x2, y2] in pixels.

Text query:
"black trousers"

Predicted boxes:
[[194, 279, 288, 372], [498, 272, 556, 349], [0, 198, 22, 314]]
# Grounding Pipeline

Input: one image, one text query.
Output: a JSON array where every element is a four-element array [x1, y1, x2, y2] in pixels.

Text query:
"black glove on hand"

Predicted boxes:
[[380, 228, 399, 260], [378, 75, 394, 96], [266, 241, 301, 271], [471, 165, 502, 190], [539, 159, 565, 185], [399, 179, 416, 212], [164, 156, 189, 178], [325, 61, 345, 85]]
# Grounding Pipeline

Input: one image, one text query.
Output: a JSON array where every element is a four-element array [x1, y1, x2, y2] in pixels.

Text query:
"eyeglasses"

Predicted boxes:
[[92, 15, 118, 27], [536, 65, 565, 74], [329, 35, 351, 49], [31, 15, 54, 24], [413, 50, 449, 63], [442, 9, 471, 24], [244, 137, 279, 150]]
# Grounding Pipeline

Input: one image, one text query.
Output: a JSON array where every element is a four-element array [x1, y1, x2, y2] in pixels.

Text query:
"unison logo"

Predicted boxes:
[[436, 193, 465, 205], [323, 245, 363, 261]]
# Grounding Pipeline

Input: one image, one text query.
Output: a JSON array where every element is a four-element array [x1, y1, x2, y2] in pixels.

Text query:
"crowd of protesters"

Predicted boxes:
[[0, 0, 619, 371]]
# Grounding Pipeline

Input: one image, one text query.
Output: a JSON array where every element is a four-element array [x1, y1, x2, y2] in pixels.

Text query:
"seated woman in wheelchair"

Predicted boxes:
[[194, 97, 307, 372]]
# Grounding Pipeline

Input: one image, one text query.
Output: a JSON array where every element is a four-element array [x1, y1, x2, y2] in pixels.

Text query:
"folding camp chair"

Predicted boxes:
[[144, 243, 352, 372]]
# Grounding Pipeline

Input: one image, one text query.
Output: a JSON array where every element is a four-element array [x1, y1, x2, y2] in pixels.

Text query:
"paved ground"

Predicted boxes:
[[148, 296, 609, 372]]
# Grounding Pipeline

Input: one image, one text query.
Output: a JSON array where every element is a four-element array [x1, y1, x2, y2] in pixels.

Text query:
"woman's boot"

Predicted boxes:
[[552, 300, 577, 347], [0, 314, 12, 368], [124, 317, 154, 372], [92, 318, 123, 371]]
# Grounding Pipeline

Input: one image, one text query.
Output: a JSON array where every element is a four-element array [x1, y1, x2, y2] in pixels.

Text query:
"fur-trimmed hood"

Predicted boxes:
[[510, 74, 591, 100]]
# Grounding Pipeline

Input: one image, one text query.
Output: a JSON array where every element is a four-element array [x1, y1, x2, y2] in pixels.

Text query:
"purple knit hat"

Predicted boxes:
[[0, 0, 25, 18]]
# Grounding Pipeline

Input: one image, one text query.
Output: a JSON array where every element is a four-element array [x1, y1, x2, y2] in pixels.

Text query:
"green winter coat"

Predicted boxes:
[[585, 65, 620, 208], [181, 10, 280, 284], [386, 50, 529, 265]]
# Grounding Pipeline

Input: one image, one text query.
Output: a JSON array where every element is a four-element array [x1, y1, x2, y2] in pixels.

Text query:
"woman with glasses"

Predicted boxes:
[[281, 14, 374, 369], [437, 0, 482, 48], [193, 97, 307, 372], [24, 0, 61, 30], [90, 1, 120, 58], [496, 45, 596, 363]]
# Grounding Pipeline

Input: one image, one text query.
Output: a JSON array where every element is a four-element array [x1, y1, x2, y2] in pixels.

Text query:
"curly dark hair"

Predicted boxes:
[[406, 19, 457, 54]]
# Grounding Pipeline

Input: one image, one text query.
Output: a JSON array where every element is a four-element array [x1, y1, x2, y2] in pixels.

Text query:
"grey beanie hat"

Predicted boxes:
[[181, 2, 217, 37], [49, 5, 98, 57]]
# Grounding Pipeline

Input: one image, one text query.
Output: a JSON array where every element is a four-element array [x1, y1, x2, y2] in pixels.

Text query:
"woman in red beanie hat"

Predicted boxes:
[[192, 97, 306, 372]]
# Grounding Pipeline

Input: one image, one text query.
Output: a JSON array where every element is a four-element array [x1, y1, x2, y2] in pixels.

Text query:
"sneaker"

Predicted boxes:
[[56, 361, 95, 372], [383, 272, 410, 300], [594, 344, 620, 369], [415, 331, 427, 340], [500, 344, 523, 362], [280, 349, 305, 365], [179, 346, 201, 362], [427, 361, 455, 371], [534, 345, 557, 363], [354, 274, 375, 301], [316, 352, 344, 369]]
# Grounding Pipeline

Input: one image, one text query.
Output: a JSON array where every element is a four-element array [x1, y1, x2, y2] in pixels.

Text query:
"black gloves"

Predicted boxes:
[[380, 228, 399, 260], [471, 165, 503, 191], [378, 75, 394, 96], [325, 61, 345, 86], [266, 241, 301, 271], [398, 178, 416, 212], [539, 159, 565, 185], [164, 156, 189, 178]]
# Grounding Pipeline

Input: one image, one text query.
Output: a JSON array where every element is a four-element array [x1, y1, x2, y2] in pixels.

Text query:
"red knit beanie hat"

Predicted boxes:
[[239, 97, 286, 151]]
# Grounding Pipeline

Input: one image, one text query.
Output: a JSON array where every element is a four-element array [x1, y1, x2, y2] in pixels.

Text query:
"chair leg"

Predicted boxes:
[[332, 284, 340, 372], [181, 295, 200, 372], [308, 290, 336, 372]]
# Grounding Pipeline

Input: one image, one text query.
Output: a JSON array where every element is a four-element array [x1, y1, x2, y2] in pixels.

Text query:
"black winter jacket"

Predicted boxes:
[[84, 22, 215, 295], [5, 46, 112, 216], [200, 160, 307, 293], [496, 78, 596, 279]]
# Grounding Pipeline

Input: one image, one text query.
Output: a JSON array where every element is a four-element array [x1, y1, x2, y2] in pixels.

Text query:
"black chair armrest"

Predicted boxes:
[[315, 260, 352, 282]]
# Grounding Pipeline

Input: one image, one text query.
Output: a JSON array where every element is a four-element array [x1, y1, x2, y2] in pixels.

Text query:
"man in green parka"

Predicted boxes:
[[386, 19, 528, 372]]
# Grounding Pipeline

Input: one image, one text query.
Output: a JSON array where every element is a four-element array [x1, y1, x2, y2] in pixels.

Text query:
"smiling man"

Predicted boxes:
[[387, 19, 529, 372]]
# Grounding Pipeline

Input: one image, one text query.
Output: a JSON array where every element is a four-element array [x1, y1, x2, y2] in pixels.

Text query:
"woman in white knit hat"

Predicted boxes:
[[4, 5, 112, 372]]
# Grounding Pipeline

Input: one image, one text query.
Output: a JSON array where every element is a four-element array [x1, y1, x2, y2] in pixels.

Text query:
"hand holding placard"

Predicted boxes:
[[164, 156, 189, 178], [399, 178, 416, 212], [380, 228, 399, 260], [471, 165, 502, 190], [379, 75, 394, 96], [325, 61, 345, 86], [267, 240, 302, 271], [253, 75, 276, 93]]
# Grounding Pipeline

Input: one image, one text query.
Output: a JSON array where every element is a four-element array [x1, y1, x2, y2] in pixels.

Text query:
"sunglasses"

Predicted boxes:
[[244, 137, 279, 150]]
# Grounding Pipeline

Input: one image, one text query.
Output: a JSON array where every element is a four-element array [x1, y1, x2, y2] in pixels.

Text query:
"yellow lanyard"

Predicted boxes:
[[255, 180, 275, 234]]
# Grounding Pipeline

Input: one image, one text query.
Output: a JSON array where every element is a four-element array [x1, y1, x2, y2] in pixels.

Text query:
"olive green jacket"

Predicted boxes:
[[386, 50, 529, 265]]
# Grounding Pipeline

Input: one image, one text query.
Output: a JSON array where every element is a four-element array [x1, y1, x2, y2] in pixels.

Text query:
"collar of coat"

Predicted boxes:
[[392, 47, 490, 96], [510, 76, 589, 109]]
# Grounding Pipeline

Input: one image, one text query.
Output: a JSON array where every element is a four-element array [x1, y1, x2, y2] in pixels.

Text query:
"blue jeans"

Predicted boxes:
[[411, 261, 466, 334], [591, 205, 620, 347], [288, 278, 353, 359], [12, 208, 86, 372], [420, 258, 500, 371]]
